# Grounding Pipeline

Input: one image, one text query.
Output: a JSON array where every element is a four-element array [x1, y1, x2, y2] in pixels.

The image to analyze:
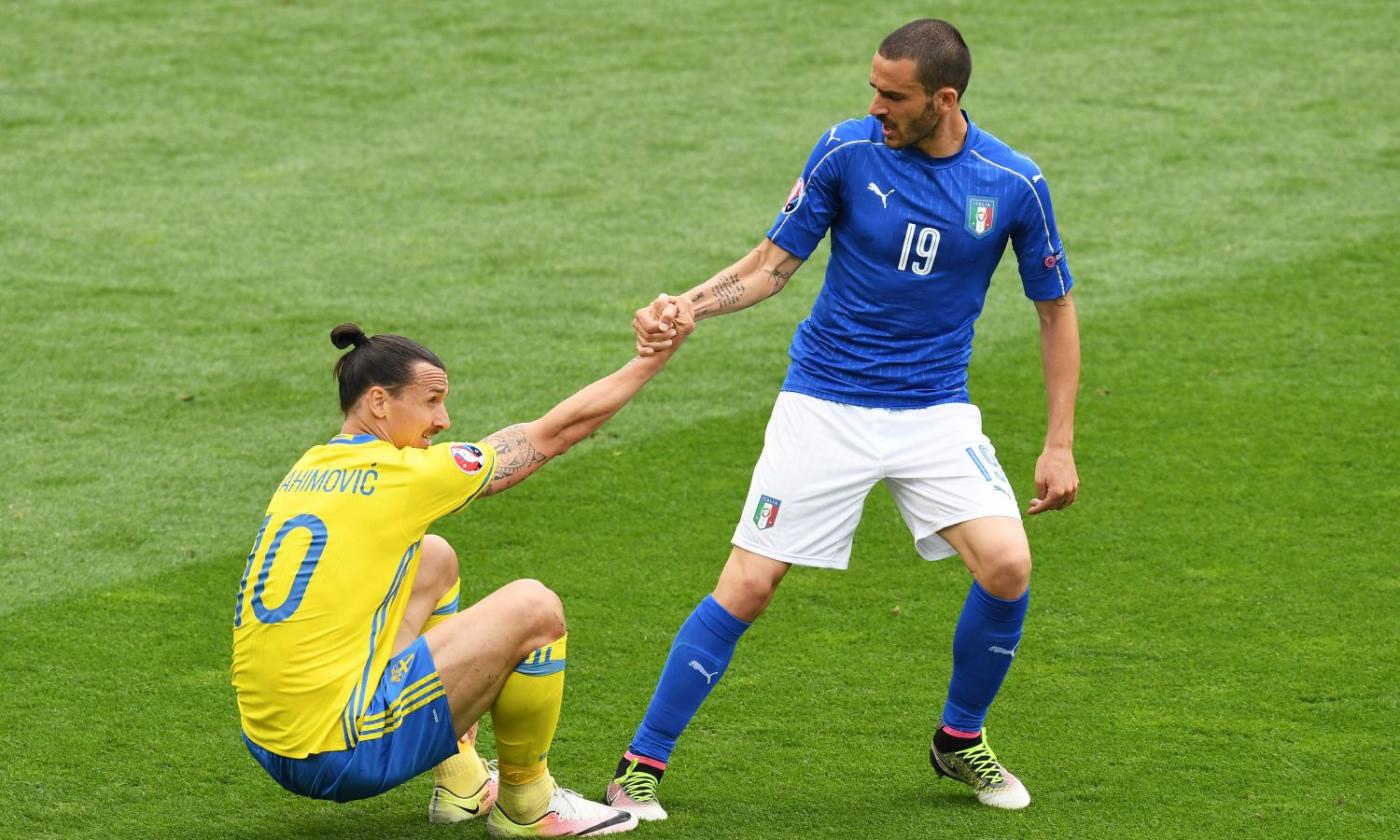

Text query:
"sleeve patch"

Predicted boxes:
[[782, 177, 805, 214], [450, 443, 485, 474]]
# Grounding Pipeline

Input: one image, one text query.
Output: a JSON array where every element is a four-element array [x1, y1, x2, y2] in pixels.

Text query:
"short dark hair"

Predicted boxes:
[[878, 19, 971, 98], [329, 323, 446, 412]]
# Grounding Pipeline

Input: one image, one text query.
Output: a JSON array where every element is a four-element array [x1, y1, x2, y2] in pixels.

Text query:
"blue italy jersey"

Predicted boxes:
[[766, 113, 1073, 408]]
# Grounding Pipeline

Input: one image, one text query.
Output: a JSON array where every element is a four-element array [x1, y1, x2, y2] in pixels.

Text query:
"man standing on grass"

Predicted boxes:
[[232, 313, 689, 837], [606, 18, 1079, 814]]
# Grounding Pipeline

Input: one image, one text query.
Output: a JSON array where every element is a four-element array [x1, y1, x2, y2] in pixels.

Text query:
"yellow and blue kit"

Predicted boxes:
[[231, 433, 494, 800]]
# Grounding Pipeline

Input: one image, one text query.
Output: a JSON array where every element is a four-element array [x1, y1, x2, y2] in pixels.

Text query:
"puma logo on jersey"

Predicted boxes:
[[1032, 173, 1044, 184], [688, 660, 719, 684], [867, 182, 895, 208]]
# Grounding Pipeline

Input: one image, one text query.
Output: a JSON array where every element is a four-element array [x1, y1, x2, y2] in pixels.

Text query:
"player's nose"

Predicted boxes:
[[867, 94, 885, 116]]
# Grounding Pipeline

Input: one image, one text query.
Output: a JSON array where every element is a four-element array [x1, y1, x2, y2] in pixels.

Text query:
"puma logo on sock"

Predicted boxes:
[[688, 660, 719, 684]]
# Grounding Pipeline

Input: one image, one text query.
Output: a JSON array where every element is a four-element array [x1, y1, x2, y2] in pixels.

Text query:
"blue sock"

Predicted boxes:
[[629, 595, 751, 763], [941, 581, 1029, 733]]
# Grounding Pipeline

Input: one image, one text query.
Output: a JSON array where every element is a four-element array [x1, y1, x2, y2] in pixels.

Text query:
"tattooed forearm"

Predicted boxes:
[[713, 273, 744, 308], [690, 290, 705, 303], [480, 423, 550, 495], [769, 268, 793, 293]]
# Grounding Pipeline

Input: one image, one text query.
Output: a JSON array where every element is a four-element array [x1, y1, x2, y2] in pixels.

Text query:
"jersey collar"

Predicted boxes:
[[327, 433, 380, 446]]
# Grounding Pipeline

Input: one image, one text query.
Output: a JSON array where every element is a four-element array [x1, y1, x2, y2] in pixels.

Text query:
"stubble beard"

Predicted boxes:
[[898, 100, 941, 150]]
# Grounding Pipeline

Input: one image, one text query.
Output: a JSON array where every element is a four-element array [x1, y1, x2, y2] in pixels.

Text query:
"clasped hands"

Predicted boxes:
[[633, 293, 695, 357]]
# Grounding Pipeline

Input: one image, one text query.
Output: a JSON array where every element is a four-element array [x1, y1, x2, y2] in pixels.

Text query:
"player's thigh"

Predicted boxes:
[[423, 578, 565, 733], [883, 403, 1021, 562], [939, 515, 1031, 597], [391, 534, 460, 655], [731, 392, 882, 570]]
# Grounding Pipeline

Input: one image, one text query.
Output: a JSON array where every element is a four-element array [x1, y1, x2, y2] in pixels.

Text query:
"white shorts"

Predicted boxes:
[[731, 391, 1021, 569]]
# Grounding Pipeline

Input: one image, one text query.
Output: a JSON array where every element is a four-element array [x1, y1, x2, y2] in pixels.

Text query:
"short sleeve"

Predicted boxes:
[[765, 126, 850, 259], [404, 440, 497, 531], [1009, 170, 1074, 301]]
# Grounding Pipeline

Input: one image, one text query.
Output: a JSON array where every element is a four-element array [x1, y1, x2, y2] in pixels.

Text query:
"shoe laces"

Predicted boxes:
[[954, 737, 1005, 786], [616, 767, 661, 802], [551, 785, 607, 820]]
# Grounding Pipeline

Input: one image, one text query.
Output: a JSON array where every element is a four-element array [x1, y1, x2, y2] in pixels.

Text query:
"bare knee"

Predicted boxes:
[[502, 578, 566, 652], [978, 550, 1032, 600], [714, 548, 788, 621], [419, 535, 460, 594]]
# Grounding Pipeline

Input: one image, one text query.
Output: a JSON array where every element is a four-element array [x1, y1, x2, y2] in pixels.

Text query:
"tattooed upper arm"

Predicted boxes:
[[480, 423, 551, 496]]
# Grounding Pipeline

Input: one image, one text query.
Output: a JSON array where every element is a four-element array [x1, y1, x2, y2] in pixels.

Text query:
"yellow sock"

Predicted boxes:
[[491, 634, 566, 821], [433, 736, 489, 795], [421, 580, 461, 634]]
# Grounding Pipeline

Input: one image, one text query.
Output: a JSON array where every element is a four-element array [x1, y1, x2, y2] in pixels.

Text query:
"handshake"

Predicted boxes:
[[632, 293, 696, 358]]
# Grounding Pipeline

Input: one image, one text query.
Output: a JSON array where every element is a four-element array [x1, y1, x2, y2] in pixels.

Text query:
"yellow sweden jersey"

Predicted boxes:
[[231, 433, 495, 758]]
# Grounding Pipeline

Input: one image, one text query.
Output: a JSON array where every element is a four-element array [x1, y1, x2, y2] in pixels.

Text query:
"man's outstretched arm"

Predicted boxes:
[[635, 238, 803, 355], [481, 300, 693, 497]]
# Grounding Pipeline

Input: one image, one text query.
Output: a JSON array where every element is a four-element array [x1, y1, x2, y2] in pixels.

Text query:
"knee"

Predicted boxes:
[[979, 549, 1032, 600], [715, 552, 785, 621], [504, 578, 566, 644], [420, 535, 460, 591]]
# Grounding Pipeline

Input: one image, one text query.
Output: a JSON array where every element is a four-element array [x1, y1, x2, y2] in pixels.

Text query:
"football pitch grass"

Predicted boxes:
[[2, 1, 1396, 837]]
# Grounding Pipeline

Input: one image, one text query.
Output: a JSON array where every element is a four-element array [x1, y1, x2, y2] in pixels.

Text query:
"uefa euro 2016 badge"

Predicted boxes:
[[753, 495, 781, 530], [965, 196, 997, 238], [782, 178, 804, 214], [450, 443, 485, 474]]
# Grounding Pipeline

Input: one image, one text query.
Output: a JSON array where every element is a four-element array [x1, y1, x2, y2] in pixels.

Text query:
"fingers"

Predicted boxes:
[[1026, 486, 1077, 516], [635, 292, 680, 355]]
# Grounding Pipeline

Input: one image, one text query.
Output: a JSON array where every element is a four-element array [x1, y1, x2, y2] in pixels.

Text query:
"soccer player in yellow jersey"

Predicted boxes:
[[232, 312, 690, 837]]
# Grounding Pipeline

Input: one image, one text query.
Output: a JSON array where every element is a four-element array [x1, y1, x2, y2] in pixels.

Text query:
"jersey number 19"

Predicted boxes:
[[897, 223, 941, 276]]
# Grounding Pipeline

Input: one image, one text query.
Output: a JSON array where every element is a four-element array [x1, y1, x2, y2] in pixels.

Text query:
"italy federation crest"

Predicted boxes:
[[753, 495, 781, 530], [965, 196, 997, 238]]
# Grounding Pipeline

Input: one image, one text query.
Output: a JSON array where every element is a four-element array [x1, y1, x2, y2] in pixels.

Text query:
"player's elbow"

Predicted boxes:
[[554, 424, 588, 455]]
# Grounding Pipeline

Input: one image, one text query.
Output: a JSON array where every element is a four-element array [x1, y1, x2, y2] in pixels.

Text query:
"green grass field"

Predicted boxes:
[[2, 1, 1397, 837]]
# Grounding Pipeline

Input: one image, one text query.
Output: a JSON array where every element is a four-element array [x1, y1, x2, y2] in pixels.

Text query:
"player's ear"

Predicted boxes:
[[364, 384, 391, 418], [935, 86, 959, 113]]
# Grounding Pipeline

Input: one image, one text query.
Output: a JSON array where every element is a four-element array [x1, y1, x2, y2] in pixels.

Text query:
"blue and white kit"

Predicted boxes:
[[733, 113, 1073, 566]]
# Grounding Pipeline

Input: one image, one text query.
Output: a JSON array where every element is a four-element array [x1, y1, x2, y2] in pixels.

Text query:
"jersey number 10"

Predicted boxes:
[[897, 223, 941, 276], [233, 513, 328, 627]]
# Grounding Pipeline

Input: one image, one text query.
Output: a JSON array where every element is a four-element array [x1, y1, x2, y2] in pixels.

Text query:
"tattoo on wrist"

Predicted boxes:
[[481, 424, 549, 495]]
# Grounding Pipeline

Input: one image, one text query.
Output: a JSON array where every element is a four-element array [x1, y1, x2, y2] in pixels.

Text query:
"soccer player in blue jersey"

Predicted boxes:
[[606, 19, 1080, 814]]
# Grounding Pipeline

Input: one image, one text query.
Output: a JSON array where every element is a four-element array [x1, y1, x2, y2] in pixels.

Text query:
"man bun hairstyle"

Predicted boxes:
[[878, 18, 972, 98], [330, 323, 369, 350], [330, 322, 446, 413]]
